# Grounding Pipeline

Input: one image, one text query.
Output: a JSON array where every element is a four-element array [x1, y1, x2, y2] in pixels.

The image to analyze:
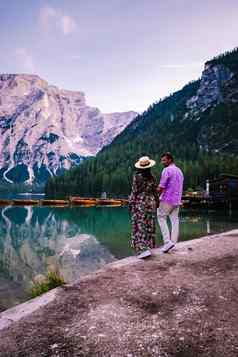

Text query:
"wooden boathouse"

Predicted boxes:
[[209, 174, 238, 200], [182, 174, 238, 209]]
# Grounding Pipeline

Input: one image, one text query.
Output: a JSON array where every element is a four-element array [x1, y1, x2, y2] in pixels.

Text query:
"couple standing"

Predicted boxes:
[[129, 152, 184, 259]]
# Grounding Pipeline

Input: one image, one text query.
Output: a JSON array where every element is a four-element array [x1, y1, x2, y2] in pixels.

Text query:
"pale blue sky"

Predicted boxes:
[[0, 0, 238, 112]]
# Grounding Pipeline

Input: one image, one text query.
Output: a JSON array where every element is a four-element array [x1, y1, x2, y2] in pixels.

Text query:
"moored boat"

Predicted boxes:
[[12, 199, 39, 206], [41, 200, 69, 206]]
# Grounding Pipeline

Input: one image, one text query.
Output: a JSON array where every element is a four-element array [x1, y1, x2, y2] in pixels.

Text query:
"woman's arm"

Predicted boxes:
[[129, 175, 137, 205], [129, 174, 142, 211], [152, 176, 160, 207]]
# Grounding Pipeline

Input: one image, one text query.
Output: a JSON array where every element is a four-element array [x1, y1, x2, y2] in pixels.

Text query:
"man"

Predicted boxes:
[[157, 152, 184, 253]]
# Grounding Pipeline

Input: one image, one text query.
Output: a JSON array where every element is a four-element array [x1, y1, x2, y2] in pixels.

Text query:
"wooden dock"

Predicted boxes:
[[181, 195, 238, 209]]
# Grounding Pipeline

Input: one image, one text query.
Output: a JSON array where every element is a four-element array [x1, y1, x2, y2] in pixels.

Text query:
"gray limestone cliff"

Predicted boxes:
[[0, 74, 137, 184], [186, 64, 235, 116]]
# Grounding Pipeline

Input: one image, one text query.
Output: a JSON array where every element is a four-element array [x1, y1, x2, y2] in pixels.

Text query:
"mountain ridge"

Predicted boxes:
[[0, 74, 137, 185], [45, 47, 238, 196]]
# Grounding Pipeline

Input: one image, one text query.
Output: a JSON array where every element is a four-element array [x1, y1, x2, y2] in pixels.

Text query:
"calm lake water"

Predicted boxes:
[[0, 203, 238, 311]]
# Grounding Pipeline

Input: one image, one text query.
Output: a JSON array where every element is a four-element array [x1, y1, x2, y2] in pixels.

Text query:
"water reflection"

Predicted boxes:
[[0, 205, 238, 311], [0, 206, 117, 310]]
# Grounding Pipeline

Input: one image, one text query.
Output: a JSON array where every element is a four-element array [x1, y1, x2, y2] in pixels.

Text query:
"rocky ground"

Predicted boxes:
[[0, 231, 238, 357]]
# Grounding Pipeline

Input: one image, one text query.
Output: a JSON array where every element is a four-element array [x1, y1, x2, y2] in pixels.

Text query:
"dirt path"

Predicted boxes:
[[0, 231, 238, 356]]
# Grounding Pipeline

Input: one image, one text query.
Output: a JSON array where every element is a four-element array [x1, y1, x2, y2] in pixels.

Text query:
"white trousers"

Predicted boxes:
[[157, 202, 180, 244]]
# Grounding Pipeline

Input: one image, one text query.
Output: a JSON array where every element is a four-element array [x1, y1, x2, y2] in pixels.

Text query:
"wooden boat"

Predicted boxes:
[[70, 196, 127, 206], [79, 203, 96, 207], [12, 199, 39, 206], [96, 199, 123, 206], [70, 199, 97, 206], [70, 197, 97, 205], [120, 199, 129, 205], [0, 199, 11, 206], [98, 203, 122, 207], [41, 200, 69, 206]]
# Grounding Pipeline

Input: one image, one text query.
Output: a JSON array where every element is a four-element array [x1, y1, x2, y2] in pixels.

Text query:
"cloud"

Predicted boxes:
[[15, 48, 35, 73], [158, 62, 204, 69], [61, 15, 77, 35], [39, 5, 77, 35]]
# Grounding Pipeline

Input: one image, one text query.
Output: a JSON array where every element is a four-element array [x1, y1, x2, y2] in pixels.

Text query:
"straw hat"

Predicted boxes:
[[135, 156, 156, 169]]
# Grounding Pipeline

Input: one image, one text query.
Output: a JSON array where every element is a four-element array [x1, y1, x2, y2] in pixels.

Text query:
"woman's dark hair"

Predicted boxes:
[[136, 168, 153, 178], [160, 152, 174, 162]]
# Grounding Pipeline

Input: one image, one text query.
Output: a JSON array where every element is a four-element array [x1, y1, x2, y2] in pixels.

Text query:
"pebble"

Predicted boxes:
[[50, 343, 58, 349]]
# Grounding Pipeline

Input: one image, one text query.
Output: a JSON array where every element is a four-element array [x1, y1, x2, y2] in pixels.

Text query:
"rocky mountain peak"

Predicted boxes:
[[186, 64, 234, 115], [0, 74, 137, 184]]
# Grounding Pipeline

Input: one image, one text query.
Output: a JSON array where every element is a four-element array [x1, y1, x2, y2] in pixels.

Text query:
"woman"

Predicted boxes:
[[129, 156, 159, 259]]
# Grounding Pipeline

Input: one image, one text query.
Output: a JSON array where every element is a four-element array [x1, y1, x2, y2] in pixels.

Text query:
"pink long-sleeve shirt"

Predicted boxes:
[[159, 163, 184, 206]]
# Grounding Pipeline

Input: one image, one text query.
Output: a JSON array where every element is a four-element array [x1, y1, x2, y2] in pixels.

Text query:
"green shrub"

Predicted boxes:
[[30, 269, 65, 298]]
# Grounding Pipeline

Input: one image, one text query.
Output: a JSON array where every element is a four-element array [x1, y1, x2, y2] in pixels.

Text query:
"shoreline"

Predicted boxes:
[[0, 228, 235, 325], [0, 229, 238, 356]]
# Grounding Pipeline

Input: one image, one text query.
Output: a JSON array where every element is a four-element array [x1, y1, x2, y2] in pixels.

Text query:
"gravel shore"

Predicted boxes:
[[0, 230, 238, 357]]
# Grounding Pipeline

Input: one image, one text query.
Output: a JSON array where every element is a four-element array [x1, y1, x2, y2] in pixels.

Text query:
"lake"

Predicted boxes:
[[0, 204, 238, 311]]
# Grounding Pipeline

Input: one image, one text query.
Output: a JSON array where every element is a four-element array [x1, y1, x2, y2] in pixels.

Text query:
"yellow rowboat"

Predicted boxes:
[[70, 197, 127, 206], [70, 198, 97, 205], [95, 199, 123, 206], [12, 199, 39, 206], [0, 199, 11, 206], [41, 200, 69, 206]]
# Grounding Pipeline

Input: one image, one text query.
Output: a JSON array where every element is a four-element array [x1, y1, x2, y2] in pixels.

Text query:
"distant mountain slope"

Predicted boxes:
[[45, 47, 238, 196], [0, 74, 137, 184]]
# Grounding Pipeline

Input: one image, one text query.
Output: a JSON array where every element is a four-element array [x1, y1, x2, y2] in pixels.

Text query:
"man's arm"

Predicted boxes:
[[157, 168, 170, 193]]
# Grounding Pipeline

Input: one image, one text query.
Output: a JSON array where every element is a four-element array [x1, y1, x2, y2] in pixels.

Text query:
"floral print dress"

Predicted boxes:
[[129, 172, 159, 253]]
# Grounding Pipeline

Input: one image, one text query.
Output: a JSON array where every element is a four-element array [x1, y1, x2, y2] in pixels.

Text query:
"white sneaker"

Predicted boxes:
[[160, 241, 175, 253], [137, 250, 152, 259]]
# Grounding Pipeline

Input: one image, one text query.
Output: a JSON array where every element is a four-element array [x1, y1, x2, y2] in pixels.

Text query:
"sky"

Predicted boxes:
[[0, 0, 238, 113]]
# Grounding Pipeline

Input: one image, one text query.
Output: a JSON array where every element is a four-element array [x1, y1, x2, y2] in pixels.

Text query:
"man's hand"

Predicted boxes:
[[157, 186, 164, 194]]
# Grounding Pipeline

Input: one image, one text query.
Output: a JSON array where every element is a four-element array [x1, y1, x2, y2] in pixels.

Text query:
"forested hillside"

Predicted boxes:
[[45, 48, 238, 197]]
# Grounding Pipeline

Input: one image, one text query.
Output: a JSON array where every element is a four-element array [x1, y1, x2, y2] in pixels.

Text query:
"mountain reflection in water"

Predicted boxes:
[[0, 206, 120, 311], [0, 205, 238, 311]]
